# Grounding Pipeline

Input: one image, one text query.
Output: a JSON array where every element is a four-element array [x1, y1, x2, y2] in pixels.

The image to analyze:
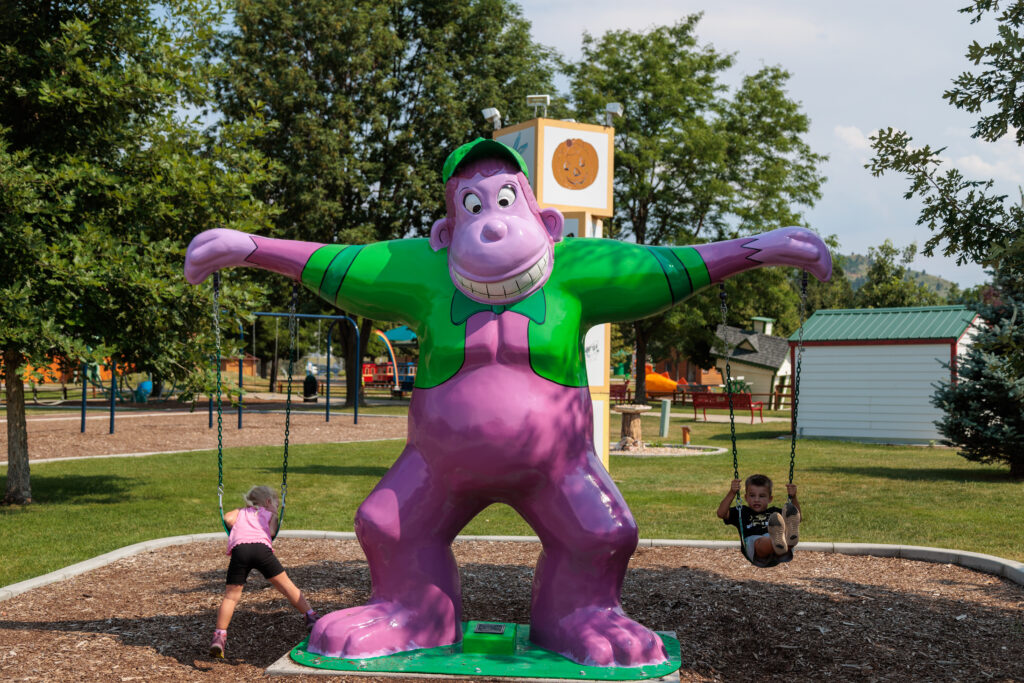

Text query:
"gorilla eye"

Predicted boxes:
[[463, 192, 482, 214], [497, 185, 516, 208]]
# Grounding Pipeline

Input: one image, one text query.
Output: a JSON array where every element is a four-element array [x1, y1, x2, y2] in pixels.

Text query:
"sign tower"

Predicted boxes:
[[492, 113, 616, 467]]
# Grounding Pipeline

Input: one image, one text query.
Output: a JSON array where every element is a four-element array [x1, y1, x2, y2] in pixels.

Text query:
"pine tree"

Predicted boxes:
[[932, 266, 1024, 478]]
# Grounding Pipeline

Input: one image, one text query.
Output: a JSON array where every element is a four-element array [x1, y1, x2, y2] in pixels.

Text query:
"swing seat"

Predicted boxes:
[[731, 505, 794, 568], [740, 543, 793, 568]]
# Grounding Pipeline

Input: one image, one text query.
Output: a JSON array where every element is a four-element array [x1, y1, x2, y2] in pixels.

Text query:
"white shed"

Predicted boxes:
[[789, 305, 979, 443]]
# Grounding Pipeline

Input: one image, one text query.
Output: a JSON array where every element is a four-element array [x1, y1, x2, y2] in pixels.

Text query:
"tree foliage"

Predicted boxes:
[[1, 0, 275, 504], [854, 240, 944, 309], [214, 0, 559, 403], [869, 0, 1024, 475], [869, 1, 1024, 271], [567, 16, 826, 399], [804, 245, 855, 314]]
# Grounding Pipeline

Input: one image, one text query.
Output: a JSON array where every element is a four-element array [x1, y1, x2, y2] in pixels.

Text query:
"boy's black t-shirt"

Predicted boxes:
[[723, 505, 783, 537]]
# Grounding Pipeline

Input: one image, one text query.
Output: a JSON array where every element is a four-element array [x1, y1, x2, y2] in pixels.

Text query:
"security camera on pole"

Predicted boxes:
[[485, 98, 620, 468]]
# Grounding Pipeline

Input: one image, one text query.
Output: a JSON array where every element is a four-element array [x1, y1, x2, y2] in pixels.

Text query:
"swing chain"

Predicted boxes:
[[278, 283, 298, 531], [719, 285, 739, 483], [721, 284, 746, 556], [214, 273, 225, 513], [788, 271, 808, 487]]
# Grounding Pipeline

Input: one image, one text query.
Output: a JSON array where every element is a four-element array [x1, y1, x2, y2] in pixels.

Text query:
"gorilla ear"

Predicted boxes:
[[540, 208, 564, 243], [430, 217, 451, 252]]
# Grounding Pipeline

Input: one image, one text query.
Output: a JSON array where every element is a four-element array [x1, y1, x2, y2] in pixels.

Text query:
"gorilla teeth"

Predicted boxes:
[[456, 251, 548, 301]]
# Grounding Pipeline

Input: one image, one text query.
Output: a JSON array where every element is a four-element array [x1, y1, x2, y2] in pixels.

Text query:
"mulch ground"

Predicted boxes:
[[2, 406, 1023, 681]]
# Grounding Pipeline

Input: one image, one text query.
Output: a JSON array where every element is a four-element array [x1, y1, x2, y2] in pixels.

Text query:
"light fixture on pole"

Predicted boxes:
[[605, 102, 624, 127], [526, 94, 550, 118], [481, 107, 502, 131]]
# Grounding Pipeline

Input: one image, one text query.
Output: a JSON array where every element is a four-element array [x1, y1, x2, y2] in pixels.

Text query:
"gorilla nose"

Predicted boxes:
[[481, 221, 507, 243]]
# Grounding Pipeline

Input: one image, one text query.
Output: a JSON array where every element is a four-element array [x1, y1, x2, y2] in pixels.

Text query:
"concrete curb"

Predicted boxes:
[[3, 533, 1022, 602]]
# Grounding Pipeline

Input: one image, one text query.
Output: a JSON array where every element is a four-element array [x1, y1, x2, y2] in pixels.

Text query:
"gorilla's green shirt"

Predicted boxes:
[[300, 238, 710, 389]]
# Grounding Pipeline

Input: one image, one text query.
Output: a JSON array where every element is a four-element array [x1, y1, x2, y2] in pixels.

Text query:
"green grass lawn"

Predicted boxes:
[[3, 419, 1022, 587]]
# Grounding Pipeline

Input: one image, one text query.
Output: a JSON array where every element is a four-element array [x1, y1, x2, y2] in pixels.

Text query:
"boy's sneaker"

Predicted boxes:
[[305, 611, 320, 630], [784, 502, 801, 548], [768, 512, 788, 555], [209, 630, 226, 659]]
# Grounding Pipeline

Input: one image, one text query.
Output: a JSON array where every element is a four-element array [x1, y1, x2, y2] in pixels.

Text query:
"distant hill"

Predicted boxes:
[[841, 253, 957, 297]]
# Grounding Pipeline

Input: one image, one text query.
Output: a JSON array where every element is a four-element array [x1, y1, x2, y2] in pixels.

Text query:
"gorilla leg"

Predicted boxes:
[[307, 445, 483, 658], [518, 456, 667, 667]]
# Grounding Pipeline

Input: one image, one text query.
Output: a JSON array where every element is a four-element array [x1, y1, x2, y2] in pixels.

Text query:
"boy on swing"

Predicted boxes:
[[717, 474, 801, 563]]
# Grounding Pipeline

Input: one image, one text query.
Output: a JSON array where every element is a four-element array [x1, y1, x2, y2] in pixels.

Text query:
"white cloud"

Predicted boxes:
[[952, 129, 1024, 184], [834, 125, 874, 153], [699, 8, 837, 51]]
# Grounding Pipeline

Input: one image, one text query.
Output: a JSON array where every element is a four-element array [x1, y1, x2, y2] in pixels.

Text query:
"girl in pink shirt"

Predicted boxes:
[[210, 485, 319, 658]]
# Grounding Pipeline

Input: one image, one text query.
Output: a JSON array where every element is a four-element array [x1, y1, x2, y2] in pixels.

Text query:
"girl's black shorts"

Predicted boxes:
[[226, 543, 285, 585]]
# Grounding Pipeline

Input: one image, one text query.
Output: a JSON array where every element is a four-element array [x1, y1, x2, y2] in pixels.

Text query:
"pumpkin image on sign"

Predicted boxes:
[[551, 138, 599, 190]]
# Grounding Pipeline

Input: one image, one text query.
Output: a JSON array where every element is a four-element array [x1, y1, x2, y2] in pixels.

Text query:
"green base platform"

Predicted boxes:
[[284, 622, 681, 680]]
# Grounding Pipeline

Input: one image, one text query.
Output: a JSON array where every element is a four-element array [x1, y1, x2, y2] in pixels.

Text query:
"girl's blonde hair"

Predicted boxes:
[[243, 485, 279, 514]]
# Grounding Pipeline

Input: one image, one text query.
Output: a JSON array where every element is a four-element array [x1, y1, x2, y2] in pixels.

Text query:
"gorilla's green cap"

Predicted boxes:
[[442, 138, 529, 184]]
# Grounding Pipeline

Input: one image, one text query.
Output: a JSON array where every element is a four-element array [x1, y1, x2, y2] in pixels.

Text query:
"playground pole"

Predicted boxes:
[[80, 362, 87, 433], [109, 358, 116, 434], [272, 318, 279, 393], [354, 326, 359, 425], [326, 323, 333, 423], [323, 321, 359, 424], [238, 322, 243, 430]]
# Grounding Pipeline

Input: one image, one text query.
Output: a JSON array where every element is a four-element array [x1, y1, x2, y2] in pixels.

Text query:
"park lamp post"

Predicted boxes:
[[605, 102, 623, 127], [481, 107, 502, 131], [526, 94, 549, 119]]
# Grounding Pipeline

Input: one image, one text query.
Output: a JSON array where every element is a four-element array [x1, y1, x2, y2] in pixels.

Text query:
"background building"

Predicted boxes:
[[790, 305, 979, 443]]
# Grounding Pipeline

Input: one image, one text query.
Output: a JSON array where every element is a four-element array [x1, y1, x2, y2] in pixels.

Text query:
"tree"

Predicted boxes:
[[854, 240, 944, 308], [214, 0, 558, 405], [869, 2, 1023, 272], [568, 16, 827, 401], [868, 1, 1024, 474], [1, 1, 275, 505], [931, 268, 1024, 477]]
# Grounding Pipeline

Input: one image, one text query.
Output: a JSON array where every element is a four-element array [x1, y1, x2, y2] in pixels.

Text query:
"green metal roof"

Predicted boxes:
[[789, 305, 977, 342]]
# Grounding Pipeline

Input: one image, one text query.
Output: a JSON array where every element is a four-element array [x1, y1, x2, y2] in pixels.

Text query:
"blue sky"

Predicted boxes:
[[517, 0, 1013, 287]]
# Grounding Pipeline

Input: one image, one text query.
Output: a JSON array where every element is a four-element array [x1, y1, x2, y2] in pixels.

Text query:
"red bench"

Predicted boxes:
[[610, 381, 631, 403], [691, 392, 763, 424]]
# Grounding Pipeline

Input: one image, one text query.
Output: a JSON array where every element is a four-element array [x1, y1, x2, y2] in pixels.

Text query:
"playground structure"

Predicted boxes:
[[644, 367, 679, 396], [1, 356, 172, 406], [361, 360, 417, 390], [6, 314, 422, 438]]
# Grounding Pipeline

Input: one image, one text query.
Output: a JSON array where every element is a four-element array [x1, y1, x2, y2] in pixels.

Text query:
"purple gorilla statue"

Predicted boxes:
[[185, 138, 831, 667]]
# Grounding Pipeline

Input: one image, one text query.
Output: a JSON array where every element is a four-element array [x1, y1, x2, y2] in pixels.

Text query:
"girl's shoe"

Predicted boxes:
[[784, 502, 801, 548], [305, 611, 320, 629], [768, 512, 788, 555], [209, 630, 227, 658]]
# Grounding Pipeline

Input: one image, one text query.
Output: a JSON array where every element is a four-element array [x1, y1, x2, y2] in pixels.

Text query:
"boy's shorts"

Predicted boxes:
[[226, 543, 285, 585], [744, 533, 769, 559]]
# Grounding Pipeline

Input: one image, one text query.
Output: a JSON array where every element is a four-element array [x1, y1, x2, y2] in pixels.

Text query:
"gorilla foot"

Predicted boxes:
[[307, 596, 458, 659], [531, 606, 668, 667]]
